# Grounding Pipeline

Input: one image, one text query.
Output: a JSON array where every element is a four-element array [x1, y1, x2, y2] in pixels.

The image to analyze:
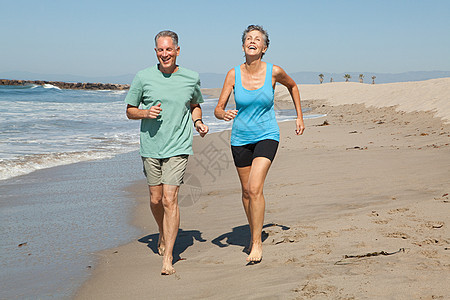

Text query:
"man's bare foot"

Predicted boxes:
[[161, 256, 175, 275], [246, 242, 262, 265], [158, 245, 165, 256], [161, 266, 175, 275], [157, 234, 165, 256]]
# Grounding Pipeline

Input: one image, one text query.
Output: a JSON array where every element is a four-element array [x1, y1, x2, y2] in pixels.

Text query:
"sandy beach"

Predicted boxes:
[[75, 78, 450, 299]]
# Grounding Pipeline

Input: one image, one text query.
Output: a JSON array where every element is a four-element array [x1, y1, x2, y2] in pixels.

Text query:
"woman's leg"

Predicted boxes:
[[246, 157, 272, 262], [232, 140, 276, 262], [235, 166, 252, 249]]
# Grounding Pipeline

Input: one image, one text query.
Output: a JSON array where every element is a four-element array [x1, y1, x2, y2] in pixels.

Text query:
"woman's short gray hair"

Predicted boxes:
[[154, 30, 179, 47], [241, 25, 269, 57]]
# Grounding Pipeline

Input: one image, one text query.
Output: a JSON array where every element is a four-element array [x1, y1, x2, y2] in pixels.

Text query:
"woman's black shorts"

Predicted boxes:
[[231, 139, 279, 168]]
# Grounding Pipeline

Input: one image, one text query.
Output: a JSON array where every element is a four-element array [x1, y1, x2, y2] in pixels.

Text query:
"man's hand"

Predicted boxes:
[[146, 103, 162, 119], [195, 122, 209, 137]]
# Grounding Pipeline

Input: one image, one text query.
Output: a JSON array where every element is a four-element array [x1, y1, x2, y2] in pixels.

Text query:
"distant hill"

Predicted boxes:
[[200, 71, 450, 88], [289, 71, 450, 85], [198, 73, 227, 89], [1, 70, 449, 88]]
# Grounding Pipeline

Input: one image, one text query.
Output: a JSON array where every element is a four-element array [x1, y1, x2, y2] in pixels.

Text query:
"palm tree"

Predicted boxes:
[[344, 74, 351, 82], [319, 74, 324, 84], [359, 74, 364, 83], [372, 75, 376, 84]]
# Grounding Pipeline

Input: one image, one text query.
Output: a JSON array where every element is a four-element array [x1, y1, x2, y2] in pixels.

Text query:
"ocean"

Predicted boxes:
[[0, 85, 139, 180], [0, 84, 325, 299]]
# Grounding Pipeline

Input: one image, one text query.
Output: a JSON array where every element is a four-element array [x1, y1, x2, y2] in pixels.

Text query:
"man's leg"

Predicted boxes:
[[142, 157, 165, 256], [160, 184, 180, 275], [149, 184, 164, 255]]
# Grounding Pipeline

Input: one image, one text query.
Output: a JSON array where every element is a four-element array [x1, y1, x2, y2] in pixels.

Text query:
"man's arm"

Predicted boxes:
[[191, 103, 209, 137], [126, 104, 162, 120]]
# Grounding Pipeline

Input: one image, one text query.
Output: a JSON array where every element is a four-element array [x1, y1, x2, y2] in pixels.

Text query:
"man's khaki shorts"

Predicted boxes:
[[142, 155, 189, 186]]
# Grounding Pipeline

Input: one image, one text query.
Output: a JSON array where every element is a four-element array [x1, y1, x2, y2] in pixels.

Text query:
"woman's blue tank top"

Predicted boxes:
[[230, 62, 280, 146]]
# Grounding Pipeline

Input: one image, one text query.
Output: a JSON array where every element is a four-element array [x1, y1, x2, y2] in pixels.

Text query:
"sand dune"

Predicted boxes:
[[276, 77, 450, 123]]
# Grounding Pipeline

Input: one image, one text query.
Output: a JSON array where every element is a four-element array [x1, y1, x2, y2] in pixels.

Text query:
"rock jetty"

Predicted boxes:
[[0, 79, 130, 90]]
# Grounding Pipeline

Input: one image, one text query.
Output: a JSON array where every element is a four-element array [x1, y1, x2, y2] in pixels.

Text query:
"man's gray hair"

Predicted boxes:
[[241, 25, 269, 57], [154, 30, 179, 47]]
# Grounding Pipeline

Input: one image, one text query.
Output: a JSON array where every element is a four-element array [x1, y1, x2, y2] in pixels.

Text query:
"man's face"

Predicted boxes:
[[155, 36, 180, 73]]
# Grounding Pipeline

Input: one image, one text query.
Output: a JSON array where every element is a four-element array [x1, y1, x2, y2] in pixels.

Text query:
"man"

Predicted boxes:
[[125, 30, 208, 275]]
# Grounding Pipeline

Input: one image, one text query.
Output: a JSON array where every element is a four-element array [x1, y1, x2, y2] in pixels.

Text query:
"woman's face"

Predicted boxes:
[[243, 30, 267, 57]]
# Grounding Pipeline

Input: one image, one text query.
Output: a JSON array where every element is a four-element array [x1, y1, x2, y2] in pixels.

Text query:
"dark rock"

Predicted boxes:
[[0, 79, 130, 90]]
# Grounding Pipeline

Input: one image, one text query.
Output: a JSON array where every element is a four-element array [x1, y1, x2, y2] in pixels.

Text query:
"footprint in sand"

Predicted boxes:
[[419, 249, 440, 258], [201, 258, 224, 265], [385, 232, 411, 239], [306, 273, 324, 280], [317, 230, 340, 238], [369, 210, 380, 217], [265, 227, 308, 245], [284, 257, 300, 264], [312, 243, 333, 255], [373, 219, 390, 224], [369, 211, 392, 224], [433, 193, 449, 203], [413, 238, 448, 247], [388, 208, 410, 214], [292, 281, 352, 299], [423, 221, 445, 229], [340, 226, 359, 232]]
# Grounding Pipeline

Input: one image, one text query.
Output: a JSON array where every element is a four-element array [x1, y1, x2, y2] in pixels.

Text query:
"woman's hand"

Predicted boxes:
[[295, 118, 305, 135], [223, 109, 238, 121]]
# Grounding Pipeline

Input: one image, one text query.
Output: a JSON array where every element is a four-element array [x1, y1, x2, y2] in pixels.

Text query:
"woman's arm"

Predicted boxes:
[[214, 69, 238, 121], [273, 65, 305, 135]]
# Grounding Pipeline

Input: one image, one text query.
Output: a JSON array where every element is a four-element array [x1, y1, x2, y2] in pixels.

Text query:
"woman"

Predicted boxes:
[[214, 25, 305, 264]]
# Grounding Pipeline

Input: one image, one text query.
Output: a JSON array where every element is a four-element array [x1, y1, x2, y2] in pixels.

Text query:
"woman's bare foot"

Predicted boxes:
[[246, 242, 262, 265], [161, 256, 175, 275]]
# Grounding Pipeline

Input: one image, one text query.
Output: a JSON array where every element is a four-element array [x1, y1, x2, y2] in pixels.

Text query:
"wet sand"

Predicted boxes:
[[0, 152, 143, 299]]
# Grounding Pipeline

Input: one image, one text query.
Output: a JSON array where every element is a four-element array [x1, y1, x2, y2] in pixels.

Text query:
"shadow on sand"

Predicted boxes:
[[138, 229, 206, 263], [211, 223, 290, 253]]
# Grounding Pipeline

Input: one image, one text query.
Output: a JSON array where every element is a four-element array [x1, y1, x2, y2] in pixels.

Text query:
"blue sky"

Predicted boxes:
[[1, 0, 449, 77]]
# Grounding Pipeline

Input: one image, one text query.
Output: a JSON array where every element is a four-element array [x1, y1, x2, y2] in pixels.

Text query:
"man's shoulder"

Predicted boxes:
[[178, 67, 200, 80]]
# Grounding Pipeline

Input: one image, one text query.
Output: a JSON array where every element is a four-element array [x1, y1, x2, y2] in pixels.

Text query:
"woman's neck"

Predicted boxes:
[[244, 57, 264, 73]]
